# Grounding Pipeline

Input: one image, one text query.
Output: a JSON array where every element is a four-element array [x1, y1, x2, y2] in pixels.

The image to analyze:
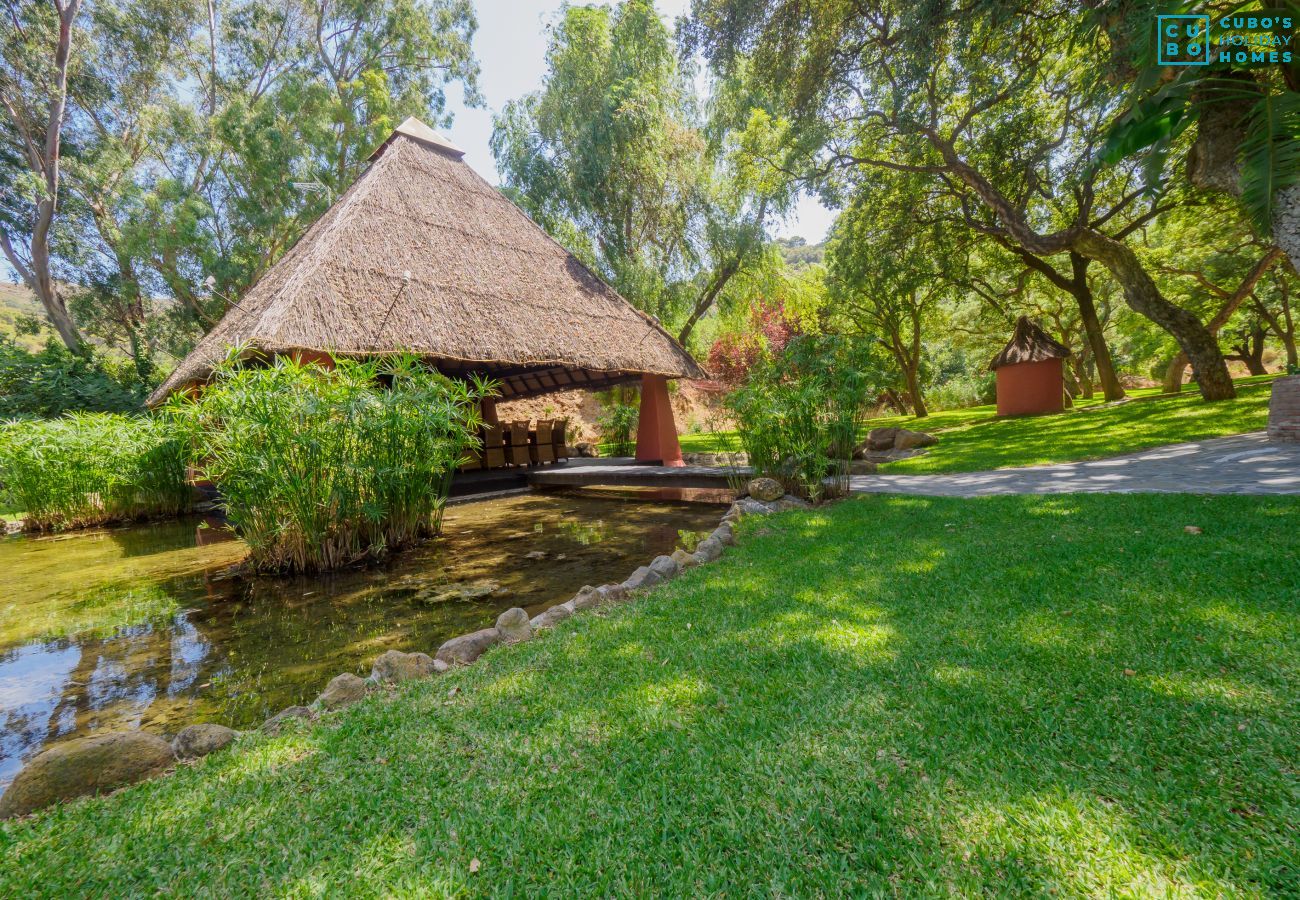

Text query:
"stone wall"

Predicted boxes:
[[1269, 375, 1300, 443]]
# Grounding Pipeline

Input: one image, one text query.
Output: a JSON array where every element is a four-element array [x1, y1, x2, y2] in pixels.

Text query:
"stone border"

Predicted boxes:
[[0, 482, 808, 820]]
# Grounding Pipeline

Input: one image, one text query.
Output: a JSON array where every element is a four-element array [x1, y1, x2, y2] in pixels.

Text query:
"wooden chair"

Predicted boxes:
[[458, 442, 483, 473], [505, 420, 531, 467], [551, 418, 569, 462], [482, 423, 506, 469], [531, 419, 556, 465]]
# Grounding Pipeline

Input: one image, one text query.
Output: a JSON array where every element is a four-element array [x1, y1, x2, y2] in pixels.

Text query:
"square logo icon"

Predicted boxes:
[[1157, 14, 1211, 65]]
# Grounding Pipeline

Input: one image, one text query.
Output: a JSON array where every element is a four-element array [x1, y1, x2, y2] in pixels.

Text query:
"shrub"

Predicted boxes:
[[726, 335, 878, 502], [0, 413, 190, 530], [0, 337, 145, 418], [165, 353, 492, 574], [927, 372, 996, 410], [598, 401, 639, 457]]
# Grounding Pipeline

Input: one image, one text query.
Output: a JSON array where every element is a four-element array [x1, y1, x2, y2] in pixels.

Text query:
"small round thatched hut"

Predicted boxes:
[[148, 118, 705, 465], [989, 317, 1071, 417]]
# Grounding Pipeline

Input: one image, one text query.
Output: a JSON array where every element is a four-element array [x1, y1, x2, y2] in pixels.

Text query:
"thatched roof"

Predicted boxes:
[[989, 316, 1071, 370], [148, 117, 704, 406]]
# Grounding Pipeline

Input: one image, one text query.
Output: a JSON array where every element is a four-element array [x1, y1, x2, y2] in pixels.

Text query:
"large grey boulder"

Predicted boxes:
[[769, 496, 813, 512], [648, 555, 680, 581], [495, 607, 533, 643], [371, 649, 443, 683], [436, 628, 501, 666], [262, 706, 316, 735], [0, 731, 174, 818], [172, 723, 238, 760], [893, 429, 937, 450], [694, 537, 723, 563], [623, 565, 662, 591], [746, 477, 785, 502], [316, 673, 373, 710], [711, 523, 735, 546]]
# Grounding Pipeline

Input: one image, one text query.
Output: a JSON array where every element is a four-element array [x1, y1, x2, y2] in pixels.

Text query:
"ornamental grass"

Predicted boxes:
[[0, 413, 191, 531], [165, 353, 493, 574]]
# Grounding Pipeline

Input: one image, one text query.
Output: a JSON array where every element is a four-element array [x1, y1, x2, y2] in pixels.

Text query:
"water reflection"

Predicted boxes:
[[0, 491, 725, 793]]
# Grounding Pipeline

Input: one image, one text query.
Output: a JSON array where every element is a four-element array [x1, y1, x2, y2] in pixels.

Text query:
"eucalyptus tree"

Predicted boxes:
[[1, 0, 481, 365], [0, 0, 86, 350], [685, 0, 1241, 400], [492, 0, 785, 345]]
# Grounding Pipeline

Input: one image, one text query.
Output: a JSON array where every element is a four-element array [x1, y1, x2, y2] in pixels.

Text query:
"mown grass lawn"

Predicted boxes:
[[2, 493, 1297, 896], [681, 375, 1277, 473]]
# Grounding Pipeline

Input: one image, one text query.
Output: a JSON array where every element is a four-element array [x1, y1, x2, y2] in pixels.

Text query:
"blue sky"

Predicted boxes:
[[444, 0, 836, 243]]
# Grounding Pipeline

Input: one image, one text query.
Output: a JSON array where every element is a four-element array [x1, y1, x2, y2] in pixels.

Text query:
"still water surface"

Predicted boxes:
[[0, 490, 725, 793]]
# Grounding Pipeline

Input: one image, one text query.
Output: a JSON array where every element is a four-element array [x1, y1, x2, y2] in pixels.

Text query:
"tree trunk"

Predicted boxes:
[[1069, 254, 1124, 401], [1273, 184, 1300, 275], [1072, 230, 1236, 401], [1163, 351, 1189, 393], [904, 362, 927, 418]]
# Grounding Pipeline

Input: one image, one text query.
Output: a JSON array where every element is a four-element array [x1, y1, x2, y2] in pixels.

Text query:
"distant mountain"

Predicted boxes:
[[775, 237, 826, 269]]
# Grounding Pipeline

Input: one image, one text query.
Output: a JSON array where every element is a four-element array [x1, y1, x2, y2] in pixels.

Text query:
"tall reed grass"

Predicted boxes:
[[0, 413, 191, 530], [166, 353, 492, 574], [726, 336, 876, 503]]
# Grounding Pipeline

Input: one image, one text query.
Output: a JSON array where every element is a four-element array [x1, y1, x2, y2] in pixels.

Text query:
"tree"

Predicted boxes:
[[828, 174, 958, 417], [685, 0, 1242, 400], [0, 0, 85, 351], [1254, 267, 1298, 370], [1, 0, 481, 365], [492, 0, 782, 344], [1094, 5, 1300, 272]]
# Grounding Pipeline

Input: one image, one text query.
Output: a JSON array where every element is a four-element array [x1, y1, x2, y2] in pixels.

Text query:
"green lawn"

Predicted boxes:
[[3, 494, 1297, 896], [680, 375, 1278, 473]]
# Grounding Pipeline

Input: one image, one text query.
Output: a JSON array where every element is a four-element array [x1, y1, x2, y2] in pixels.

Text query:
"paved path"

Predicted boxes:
[[850, 432, 1300, 497]]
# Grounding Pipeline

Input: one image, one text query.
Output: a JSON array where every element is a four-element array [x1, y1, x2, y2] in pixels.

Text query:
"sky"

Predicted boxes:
[[442, 0, 837, 244]]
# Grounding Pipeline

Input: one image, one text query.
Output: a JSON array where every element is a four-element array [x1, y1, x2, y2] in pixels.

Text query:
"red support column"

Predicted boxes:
[[480, 397, 499, 426], [635, 373, 684, 467]]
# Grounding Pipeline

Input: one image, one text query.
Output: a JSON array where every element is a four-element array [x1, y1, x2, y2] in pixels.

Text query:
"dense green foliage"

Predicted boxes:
[[0, 413, 189, 530], [3, 493, 1297, 894], [165, 354, 491, 573], [0, 0, 480, 366], [597, 401, 639, 457], [727, 335, 876, 500], [491, 0, 781, 347], [0, 337, 148, 418]]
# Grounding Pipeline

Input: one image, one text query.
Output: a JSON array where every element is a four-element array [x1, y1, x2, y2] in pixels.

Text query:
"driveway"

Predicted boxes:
[[850, 432, 1300, 497]]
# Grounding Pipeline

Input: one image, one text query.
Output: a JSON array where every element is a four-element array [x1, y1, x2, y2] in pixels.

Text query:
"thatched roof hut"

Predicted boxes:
[[989, 316, 1071, 370], [148, 117, 704, 407]]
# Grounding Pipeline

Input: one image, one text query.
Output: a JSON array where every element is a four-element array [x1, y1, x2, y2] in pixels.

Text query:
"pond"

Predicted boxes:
[[0, 489, 726, 794]]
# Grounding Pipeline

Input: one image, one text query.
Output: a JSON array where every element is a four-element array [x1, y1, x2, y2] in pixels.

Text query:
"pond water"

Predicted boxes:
[[0, 489, 726, 794]]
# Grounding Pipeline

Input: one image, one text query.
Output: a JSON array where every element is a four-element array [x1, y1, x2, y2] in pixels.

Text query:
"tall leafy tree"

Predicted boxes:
[[685, 0, 1242, 400], [0, 0, 85, 350], [492, 0, 782, 344]]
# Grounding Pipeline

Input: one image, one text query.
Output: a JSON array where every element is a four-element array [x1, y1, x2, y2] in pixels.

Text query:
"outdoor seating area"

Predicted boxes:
[[460, 418, 570, 472]]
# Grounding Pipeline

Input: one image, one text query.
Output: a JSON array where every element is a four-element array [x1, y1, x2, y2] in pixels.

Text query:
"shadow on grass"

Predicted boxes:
[[2, 493, 1297, 895]]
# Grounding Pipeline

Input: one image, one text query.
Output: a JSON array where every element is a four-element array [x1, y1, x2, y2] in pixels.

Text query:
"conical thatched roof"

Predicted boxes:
[[989, 316, 1071, 370], [148, 117, 704, 406]]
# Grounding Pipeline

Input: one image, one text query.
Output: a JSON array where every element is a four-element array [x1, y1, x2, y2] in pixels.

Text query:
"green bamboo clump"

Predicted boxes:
[[166, 353, 492, 574], [726, 336, 875, 503], [0, 413, 191, 531]]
